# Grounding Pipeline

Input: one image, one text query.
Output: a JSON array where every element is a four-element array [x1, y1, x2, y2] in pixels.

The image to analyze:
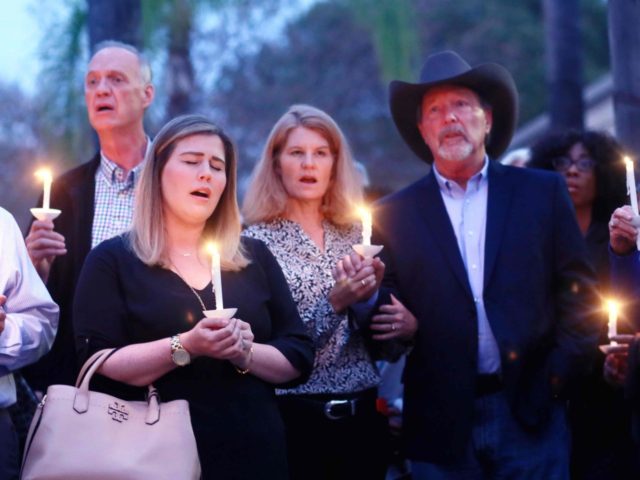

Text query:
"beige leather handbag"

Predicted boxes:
[[20, 349, 201, 480]]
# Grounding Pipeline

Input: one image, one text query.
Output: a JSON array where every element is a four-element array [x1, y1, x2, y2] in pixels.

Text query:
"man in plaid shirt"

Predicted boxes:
[[23, 40, 155, 392]]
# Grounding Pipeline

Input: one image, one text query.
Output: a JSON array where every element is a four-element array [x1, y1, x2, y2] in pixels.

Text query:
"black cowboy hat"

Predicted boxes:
[[389, 50, 518, 163]]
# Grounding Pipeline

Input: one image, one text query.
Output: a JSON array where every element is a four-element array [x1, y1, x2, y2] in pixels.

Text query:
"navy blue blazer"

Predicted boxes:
[[374, 161, 599, 463]]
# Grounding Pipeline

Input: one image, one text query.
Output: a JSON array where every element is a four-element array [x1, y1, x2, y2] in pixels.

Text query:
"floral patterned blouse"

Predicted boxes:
[[243, 218, 380, 395]]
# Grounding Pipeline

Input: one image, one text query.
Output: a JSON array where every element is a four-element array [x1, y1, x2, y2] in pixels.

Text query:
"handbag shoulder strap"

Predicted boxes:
[[73, 348, 119, 414], [73, 348, 160, 423], [75, 348, 118, 388]]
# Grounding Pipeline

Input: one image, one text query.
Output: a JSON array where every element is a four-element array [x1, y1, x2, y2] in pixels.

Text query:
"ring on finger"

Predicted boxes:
[[391, 323, 396, 331], [361, 279, 366, 287]]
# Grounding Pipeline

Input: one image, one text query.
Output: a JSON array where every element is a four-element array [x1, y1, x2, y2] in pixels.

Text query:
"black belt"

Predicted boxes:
[[476, 374, 503, 396], [279, 388, 378, 421]]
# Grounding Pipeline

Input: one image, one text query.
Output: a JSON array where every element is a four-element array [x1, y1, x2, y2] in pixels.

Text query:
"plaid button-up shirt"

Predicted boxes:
[[91, 142, 149, 249]]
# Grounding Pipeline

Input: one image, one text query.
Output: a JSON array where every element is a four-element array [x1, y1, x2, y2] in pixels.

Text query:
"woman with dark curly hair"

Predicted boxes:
[[529, 130, 638, 480], [530, 130, 624, 230]]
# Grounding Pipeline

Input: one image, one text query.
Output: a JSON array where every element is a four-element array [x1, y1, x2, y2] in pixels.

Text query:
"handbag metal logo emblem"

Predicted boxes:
[[107, 402, 129, 422]]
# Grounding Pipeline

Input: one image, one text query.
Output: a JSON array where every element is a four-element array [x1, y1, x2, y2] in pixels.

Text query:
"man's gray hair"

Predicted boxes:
[[92, 40, 152, 84]]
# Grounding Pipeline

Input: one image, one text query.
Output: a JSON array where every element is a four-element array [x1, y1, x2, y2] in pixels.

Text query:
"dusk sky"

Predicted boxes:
[[0, 1, 41, 92]]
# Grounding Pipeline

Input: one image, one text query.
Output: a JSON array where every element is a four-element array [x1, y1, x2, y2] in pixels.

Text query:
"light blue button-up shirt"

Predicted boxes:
[[432, 158, 501, 374], [0, 208, 58, 407]]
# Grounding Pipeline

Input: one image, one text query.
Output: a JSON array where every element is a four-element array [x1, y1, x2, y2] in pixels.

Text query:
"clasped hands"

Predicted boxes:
[[603, 334, 637, 387], [330, 252, 417, 341], [180, 316, 254, 371], [329, 252, 383, 313]]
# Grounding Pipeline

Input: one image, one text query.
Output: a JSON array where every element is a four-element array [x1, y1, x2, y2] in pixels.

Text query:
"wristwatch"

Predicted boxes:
[[170, 335, 191, 366]]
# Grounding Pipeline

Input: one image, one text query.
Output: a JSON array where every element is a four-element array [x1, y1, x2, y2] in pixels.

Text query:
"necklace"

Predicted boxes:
[[172, 246, 198, 257], [170, 260, 211, 311]]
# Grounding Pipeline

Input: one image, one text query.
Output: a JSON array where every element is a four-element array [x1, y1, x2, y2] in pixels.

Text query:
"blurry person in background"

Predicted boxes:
[[529, 130, 625, 243], [243, 104, 415, 480], [0, 207, 58, 479], [529, 129, 637, 480], [23, 41, 155, 392], [608, 203, 640, 325], [605, 202, 640, 462], [354, 161, 370, 190], [499, 147, 530, 168]]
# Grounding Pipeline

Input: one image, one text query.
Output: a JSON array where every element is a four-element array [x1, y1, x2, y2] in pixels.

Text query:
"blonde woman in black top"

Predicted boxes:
[[73, 114, 314, 480]]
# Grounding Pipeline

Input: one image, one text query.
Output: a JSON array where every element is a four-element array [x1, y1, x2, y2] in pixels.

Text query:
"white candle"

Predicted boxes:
[[625, 157, 639, 215], [207, 242, 224, 310], [606, 300, 619, 345], [359, 207, 372, 246], [35, 168, 53, 210], [624, 157, 640, 250]]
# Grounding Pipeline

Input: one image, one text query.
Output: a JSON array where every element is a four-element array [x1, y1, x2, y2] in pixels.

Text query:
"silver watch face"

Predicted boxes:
[[172, 348, 190, 366]]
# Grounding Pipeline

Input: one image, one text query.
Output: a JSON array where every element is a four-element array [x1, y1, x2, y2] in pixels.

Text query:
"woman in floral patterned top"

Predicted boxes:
[[242, 104, 416, 480]]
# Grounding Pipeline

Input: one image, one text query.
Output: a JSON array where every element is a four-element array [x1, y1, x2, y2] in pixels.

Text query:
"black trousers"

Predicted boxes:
[[0, 408, 19, 480], [278, 389, 389, 480]]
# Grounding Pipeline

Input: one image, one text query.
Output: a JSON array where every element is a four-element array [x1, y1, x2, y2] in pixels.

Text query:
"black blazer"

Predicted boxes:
[[374, 161, 599, 463], [22, 154, 100, 390]]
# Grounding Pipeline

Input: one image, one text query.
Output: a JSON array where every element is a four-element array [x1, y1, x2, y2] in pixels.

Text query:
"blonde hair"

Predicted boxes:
[[130, 114, 248, 270], [242, 104, 363, 225]]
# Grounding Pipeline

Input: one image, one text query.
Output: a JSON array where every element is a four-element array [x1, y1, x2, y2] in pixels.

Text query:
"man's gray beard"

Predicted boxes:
[[437, 141, 474, 162]]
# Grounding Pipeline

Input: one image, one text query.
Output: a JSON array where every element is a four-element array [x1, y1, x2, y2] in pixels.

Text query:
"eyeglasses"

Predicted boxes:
[[551, 156, 595, 173]]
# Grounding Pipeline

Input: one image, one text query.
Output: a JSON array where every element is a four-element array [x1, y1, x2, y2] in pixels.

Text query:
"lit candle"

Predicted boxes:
[[35, 168, 53, 210], [359, 206, 372, 246], [624, 157, 640, 250], [606, 299, 619, 345], [207, 242, 224, 310], [625, 157, 639, 215]]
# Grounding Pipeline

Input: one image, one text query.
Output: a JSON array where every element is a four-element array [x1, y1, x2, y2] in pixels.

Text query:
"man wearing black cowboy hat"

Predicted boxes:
[[371, 51, 599, 478]]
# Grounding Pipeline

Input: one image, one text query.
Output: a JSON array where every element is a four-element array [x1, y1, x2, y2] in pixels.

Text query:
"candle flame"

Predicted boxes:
[[34, 168, 52, 182], [606, 299, 620, 316], [206, 242, 218, 255], [357, 206, 370, 217]]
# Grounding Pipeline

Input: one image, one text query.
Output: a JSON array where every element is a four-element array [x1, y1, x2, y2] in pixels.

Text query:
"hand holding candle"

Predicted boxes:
[[624, 157, 640, 250], [207, 242, 224, 310]]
